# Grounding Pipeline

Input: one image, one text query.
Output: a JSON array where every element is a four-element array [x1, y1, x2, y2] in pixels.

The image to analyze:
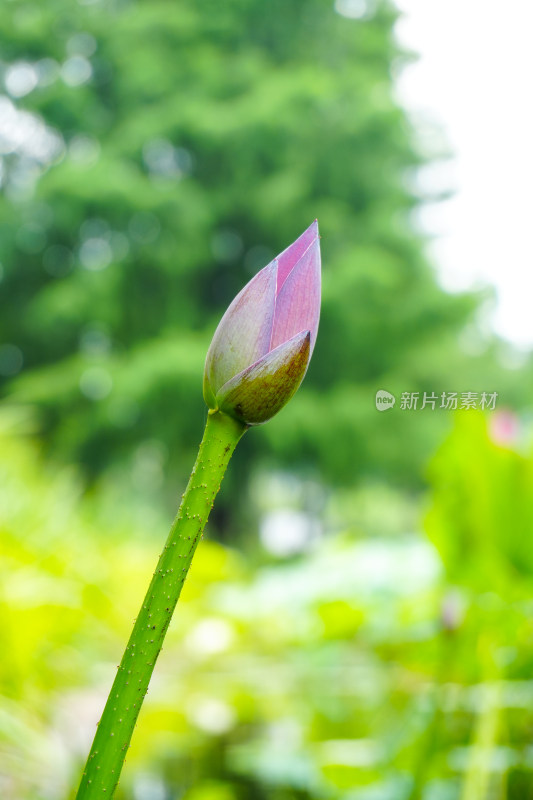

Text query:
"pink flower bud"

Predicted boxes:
[[204, 221, 321, 425]]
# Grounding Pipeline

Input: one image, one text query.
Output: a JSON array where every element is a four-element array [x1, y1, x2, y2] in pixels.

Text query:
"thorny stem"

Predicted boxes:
[[76, 410, 247, 798]]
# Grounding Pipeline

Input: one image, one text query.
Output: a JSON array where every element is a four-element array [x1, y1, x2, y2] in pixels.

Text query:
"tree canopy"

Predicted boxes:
[[0, 0, 520, 510]]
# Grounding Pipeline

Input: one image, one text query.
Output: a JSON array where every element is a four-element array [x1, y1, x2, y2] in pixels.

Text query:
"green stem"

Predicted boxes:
[[76, 409, 247, 798]]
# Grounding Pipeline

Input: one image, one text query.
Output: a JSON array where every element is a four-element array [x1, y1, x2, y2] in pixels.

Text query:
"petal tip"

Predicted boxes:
[[276, 221, 320, 295]]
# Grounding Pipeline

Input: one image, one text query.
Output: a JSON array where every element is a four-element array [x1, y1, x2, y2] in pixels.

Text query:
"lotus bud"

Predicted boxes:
[[203, 221, 321, 425]]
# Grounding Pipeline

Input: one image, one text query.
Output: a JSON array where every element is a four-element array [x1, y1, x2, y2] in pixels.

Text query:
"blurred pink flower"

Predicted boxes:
[[489, 409, 520, 446]]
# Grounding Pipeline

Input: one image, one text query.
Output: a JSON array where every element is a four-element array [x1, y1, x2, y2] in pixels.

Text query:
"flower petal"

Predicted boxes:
[[216, 331, 311, 425], [204, 261, 277, 395], [276, 219, 319, 295], [271, 236, 321, 354]]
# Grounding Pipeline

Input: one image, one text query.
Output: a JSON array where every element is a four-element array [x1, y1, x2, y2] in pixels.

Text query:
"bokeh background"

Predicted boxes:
[[1, 1, 533, 798]]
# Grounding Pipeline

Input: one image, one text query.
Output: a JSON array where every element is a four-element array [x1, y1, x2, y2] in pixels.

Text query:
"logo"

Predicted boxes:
[[375, 390, 396, 411]]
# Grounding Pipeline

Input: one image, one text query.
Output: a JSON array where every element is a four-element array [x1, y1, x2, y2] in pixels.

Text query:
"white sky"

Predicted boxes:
[[393, 0, 533, 347]]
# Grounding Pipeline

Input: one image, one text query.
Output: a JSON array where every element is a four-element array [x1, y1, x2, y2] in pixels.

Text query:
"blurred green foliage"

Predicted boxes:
[[1, 0, 533, 797], [427, 411, 533, 599], [3, 410, 533, 799]]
